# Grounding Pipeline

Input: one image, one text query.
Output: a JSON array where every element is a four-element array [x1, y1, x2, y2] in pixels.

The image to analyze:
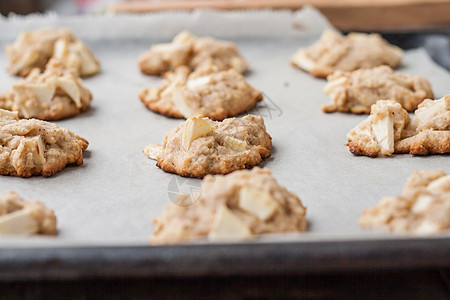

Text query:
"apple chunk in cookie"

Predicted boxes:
[[322, 66, 433, 114], [0, 109, 88, 177], [139, 67, 262, 120], [0, 191, 57, 235], [138, 31, 247, 76], [151, 168, 307, 245], [360, 169, 450, 235], [291, 29, 403, 78], [143, 115, 272, 178], [347, 95, 450, 157], [0, 58, 92, 121], [4, 28, 99, 77]]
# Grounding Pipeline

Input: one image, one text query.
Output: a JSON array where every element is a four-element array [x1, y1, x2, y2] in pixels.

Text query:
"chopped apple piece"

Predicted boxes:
[[0, 209, 39, 235], [54, 39, 99, 76], [54, 38, 81, 70], [415, 97, 448, 127], [0, 109, 19, 120], [239, 186, 279, 221], [9, 51, 39, 75], [392, 75, 413, 89], [53, 38, 69, 57], [411, 195, 433, 214], [230, 56, 247, 74], [414, 221, 441, 235], [143, 144, 163, 160], [14, 82, 56, 106], [182, 117, 214, 150], [224, 136, 248, 151], [78, 43, 99, 76], [172, 91, 196, 118], [291, 50, 315, 71], [427, 175, 450, 193], [323, 77, 348, 95], [15, 32, 32, 47], [173, 30, 195, 44], [208, 205, 252, 242], [23, 136, 46, 163], [186, 76, 211, 90], [161, 80, 182, 98], [371, 114, 394, 155], [57, 78, 81, 108]]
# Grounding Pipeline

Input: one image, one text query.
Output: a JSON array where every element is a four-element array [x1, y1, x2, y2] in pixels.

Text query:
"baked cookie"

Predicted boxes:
[[138, 31, 247, 76], [0, 109, 88, 177], [4, 28, 99, 77], [322, 66, 433, 114], [347, 95, 450, 157], [291, 29, 403, 78], [139, 67, 262, 120], [143, 115, 271, 178], [0, 191, 57, 235], [0, 58, 92, 121], [151, 167, 306, 245], [359, 169, 450, 235]]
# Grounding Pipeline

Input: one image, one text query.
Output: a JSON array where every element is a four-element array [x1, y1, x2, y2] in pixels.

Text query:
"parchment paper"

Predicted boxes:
[[0, 7, 449, 247]]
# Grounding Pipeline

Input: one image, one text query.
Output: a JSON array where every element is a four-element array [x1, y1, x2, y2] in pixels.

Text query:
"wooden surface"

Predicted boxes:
[[108, 0, 450, 31]]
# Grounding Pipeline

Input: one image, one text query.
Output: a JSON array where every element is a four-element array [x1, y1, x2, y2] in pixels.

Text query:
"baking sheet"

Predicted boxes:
[[0, 7, 449, 247]]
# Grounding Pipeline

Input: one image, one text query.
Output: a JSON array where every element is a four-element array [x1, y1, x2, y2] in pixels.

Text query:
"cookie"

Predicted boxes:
[[291, 29, 403, 78], [143, 115, 271, 178], [4, 28, 99, 77], [347, 96, 450, 157], [0, 191, 57, 235], [151, 167, 306, 245], [0, 109, 88, 177], [138, 31, 247, 76], [0, 58, 92, 121], [359, 169, 450, 235], [139, 67, 262, 120], [322, 66, 433, 114]]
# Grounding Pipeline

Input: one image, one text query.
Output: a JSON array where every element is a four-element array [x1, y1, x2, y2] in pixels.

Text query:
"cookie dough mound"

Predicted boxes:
[[291, 29, 403, 78], [322, 66, 433, 114], [0, 109, 88, 177], [143, 115, 271, 178], [0, 191, 57, 235], [347, 96, 450, 157], [139, 67, 262, 120], [4, 28, 99, 77], [151, 167, 306, 245], [359, 170, 450, 235], [0, 59, 92, 121], [138, 31, 247, 76]]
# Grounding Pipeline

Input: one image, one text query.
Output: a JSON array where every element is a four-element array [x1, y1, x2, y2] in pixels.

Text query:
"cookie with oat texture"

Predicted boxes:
[[0, 58, 92, 121], [322, 66, 433, 114], [291, 29, 403, 78], [138, 31, 247, 76], [143, 115, 271, 178], [0, 109, 88, 177], [139, 67, 262, 120]]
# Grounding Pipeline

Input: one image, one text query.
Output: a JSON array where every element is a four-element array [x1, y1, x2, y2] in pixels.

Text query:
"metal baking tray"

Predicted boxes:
[[0, 8, 449, 281]]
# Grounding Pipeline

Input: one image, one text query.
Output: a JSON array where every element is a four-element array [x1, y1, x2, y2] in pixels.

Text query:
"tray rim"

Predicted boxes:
[[0, 237, 449, 281]]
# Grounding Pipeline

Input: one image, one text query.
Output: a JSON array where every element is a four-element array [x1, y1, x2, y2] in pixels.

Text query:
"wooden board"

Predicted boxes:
[[108, 0, 450, 31]]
